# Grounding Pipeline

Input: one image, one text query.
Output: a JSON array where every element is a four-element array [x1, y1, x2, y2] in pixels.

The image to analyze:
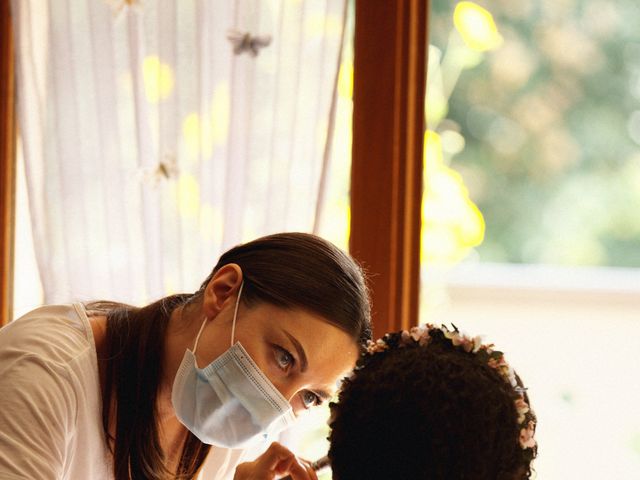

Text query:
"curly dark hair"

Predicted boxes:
[[328, 328, 537, 480]]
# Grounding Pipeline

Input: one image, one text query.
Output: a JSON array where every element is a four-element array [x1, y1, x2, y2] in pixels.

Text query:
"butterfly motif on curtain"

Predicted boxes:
[[226, 29, 272, 57], [139, 154, 179, 187]]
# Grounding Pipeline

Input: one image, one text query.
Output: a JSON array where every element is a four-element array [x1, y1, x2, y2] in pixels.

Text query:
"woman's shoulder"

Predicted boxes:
[[0, 303, 95, 368], [0, 304, 108, 479]]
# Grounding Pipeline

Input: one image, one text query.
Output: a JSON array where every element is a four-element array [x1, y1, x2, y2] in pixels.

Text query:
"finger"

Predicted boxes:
[[234, 443, 297, 480], [296, 459, 318, 480], [257, 442, 295, 470], [279, 457, 313, 480], [304, 461, 318, 480]]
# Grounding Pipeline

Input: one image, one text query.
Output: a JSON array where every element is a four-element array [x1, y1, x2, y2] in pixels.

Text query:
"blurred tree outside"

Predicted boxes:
[[424, 0, 640, 267]]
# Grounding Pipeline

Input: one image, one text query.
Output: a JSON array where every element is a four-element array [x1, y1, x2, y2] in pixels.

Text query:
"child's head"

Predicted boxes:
[[328, 324, 537, 480]]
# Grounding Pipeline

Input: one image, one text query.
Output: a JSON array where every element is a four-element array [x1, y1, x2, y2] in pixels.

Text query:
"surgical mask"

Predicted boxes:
[[171, 282, 296, 448]]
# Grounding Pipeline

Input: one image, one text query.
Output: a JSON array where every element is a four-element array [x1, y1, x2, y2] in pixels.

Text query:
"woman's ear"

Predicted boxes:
[[202, 264, 243, 319]]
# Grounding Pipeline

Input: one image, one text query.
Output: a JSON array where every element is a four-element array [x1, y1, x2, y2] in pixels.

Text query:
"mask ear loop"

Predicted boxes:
[[192, 316, 208, 355], [192, 281, 244, 355], [230, 281, 244, 347]]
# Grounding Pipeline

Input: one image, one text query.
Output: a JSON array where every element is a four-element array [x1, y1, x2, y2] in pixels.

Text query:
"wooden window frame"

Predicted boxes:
[[350, 0, 428, 335], [1, 0, 15, 327]]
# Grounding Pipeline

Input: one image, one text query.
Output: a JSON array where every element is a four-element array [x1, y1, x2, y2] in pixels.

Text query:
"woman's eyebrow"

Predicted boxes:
[[282, 329, 308, 372]]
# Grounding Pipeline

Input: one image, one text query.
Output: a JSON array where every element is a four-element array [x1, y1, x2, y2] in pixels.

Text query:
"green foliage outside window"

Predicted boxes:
[[426, 0, 640, 267]]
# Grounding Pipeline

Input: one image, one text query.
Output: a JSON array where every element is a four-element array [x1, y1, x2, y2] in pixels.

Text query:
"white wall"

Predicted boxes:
[[422, 263, 640, 479]]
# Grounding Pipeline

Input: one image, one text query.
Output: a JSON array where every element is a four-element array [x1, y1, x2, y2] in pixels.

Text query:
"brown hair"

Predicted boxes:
[[200, 232, 372, 347], [90, 232, 372, 479]]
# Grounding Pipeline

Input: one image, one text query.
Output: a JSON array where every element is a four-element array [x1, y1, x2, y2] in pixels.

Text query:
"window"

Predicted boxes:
[[422, 1, 640, 477], [424, 0, 640, 268]]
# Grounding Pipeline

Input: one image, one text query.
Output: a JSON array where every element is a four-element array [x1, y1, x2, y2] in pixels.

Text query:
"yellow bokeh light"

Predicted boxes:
[[453, 1, 503, 52], [182, 113, 210, 159], [426, 90, 449, 126], [142, 56, 175, 103], [182, 83, 230, 160], [338, 61, 353, 99], [424, 129, 445, 170], [320, 199, 351, 252], [305, 14, 343, 38], [175, 173, 200, 218], [422, 130, 485, 264]]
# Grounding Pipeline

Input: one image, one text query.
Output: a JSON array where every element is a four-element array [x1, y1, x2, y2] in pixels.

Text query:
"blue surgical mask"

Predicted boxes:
[[171, 282, 296, 448]]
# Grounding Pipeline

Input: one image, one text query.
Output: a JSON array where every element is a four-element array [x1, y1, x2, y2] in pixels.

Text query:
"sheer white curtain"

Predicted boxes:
[[11, 0, 347, 305]]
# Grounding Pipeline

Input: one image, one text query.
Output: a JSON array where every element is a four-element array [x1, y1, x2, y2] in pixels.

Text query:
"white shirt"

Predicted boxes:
[[0, 304, 246, 480]]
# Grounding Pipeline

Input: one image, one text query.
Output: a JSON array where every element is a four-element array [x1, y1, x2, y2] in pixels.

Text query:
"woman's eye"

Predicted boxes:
[[301, 390, 321, 409], [275, 347, 294, 370]]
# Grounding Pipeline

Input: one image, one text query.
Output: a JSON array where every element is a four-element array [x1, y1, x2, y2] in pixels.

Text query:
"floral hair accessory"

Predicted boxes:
[[365, 323, 537, 451]]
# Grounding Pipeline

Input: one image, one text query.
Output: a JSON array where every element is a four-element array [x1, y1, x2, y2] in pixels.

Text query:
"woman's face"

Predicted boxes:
[[195, 301, 360, 415]]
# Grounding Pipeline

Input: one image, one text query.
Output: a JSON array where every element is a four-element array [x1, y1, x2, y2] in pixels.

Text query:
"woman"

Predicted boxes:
[[0, 233, 371, 479]]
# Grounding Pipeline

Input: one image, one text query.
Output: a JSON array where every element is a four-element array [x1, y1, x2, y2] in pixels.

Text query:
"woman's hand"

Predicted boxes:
[[233, 442, 318, 480]]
